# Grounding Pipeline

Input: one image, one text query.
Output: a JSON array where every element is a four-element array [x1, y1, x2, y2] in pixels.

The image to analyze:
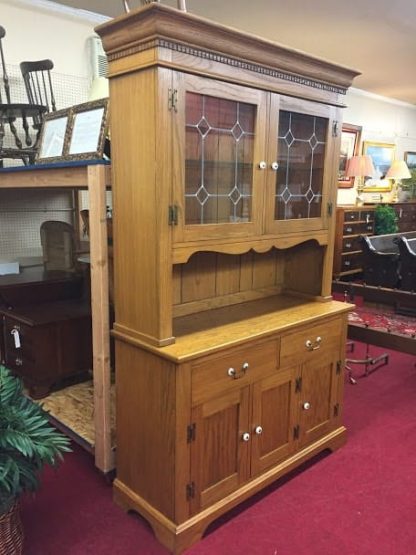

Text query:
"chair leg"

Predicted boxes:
[[346, 342, 389, 383]]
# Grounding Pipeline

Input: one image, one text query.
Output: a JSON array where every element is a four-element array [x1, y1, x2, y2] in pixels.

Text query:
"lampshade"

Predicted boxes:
[[345, 155, 376, 178], [385, 160, 411, 179]]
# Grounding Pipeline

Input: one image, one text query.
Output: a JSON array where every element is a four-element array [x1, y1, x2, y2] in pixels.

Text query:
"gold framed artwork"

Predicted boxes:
[[36, 99, 109, 164], [404, 151, 416, 169], [338, 123, 362, 188], [36, 108, 71, 164], [362, 141, 395, 192]]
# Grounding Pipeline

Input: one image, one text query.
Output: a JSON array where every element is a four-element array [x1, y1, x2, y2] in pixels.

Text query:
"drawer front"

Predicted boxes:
[[398, 222, 414, 232], [341, 252, 362, 272], [396, 206, 416, 223], [4, 349, 36, 373], [4, 320, 34, 358], [192, 339, 279, 405], [343, 222, 374, 236], [342, 236, 362, 252], [280, 317, 343, 368], [344, 211, 359, 222], [360, 210, 375, 223]]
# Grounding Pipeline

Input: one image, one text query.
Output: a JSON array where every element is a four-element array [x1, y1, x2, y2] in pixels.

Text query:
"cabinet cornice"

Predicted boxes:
[[96, 4, 360, 95]]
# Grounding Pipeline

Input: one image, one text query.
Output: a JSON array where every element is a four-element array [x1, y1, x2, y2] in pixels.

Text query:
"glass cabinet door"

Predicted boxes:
[[265, 95, 338, 235], [173, 74, 268, 244]]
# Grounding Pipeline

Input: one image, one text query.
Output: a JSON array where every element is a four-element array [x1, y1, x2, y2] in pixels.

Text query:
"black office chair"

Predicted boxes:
[[0, 25, 48, 165]]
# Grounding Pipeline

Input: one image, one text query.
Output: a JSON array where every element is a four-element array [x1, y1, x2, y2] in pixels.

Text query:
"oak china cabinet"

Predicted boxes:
[[97, 4, 358, 553]]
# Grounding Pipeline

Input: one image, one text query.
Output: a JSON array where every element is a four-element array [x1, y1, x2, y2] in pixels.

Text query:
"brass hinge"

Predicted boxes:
[[293, 425, 300, 440], [333, 403, 340, 417], [168, 88, 178, 112], [168, 205, 178, 226], [295, 377, 302, 393], [187, 423, 196, 443], [332, 121, 339, 137], [336, 360, 343, 375], [186, 481, 195, 500], [327, 201, 333, 217]]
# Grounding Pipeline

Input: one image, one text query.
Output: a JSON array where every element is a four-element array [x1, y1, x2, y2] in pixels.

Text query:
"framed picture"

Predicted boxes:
[[362, 141, 395, 192], [338, 123, 362, 188], [65, 99, 109, 161], [35, 99, 109, 164], [36, 108, 71, 164], [404, 151, 416, 169]]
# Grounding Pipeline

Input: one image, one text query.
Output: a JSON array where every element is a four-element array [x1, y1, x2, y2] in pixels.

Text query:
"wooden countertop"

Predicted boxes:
[[114, 295, 353, 363]]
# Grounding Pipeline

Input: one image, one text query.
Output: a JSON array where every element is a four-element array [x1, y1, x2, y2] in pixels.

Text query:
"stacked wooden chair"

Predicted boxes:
[[0, 25, 55, 165]]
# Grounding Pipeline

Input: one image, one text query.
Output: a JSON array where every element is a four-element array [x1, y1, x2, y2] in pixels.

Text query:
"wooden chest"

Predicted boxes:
[[0, 300, 92, 399]]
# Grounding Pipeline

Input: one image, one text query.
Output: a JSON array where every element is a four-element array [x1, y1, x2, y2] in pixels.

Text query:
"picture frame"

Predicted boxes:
[[35, 108, 71, 164], [35, 99, 109, 164], [338, 123, 362, 188], [404, 151, 416, 169], [65, 99, 109, 161], [362, 141, 395, 192]]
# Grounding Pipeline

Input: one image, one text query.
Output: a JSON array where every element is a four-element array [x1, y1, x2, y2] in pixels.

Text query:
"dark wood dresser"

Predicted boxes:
[[333, 203, 416, 279], [0, 267, 92, 398]]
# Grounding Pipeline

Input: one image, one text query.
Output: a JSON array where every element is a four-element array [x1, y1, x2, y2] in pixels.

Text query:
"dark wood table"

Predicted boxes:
[[0, 266, 84, 308]]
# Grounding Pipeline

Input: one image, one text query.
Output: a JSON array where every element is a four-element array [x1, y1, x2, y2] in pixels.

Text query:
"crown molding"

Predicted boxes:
[[349, 87, 416, 111], [6, 0, 110, 25]]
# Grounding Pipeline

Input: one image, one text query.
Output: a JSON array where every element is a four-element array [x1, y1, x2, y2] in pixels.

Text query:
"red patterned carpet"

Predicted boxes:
[[349, 304, 416, 337], [20, 342, 416, 555]]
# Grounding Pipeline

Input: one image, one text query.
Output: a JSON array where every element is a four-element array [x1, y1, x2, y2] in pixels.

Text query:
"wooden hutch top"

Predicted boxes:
[[97, 3, 359, 106], [96, 4, 358, 349]]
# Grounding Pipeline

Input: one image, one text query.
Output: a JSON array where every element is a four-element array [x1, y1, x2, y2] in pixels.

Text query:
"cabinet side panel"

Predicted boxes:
[[116, 342, 176, 519], [110, 67, 172, 345], [283, 242, 323, 296]]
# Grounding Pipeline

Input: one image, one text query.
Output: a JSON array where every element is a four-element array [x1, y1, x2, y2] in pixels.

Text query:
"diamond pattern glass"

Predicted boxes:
[[274, 111, 327, 221], [185, 92, 255, 225]]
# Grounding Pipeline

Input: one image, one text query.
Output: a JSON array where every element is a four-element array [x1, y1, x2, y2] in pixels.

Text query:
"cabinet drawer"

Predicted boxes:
[[341, 253, 362, 272], [360, 210, 375, 223], [280, 318, 342, 368], [6, 352, 36, 373], [343, 222, 373, 235], [344, 211, 359, 222], [342, 236, 362, 252], [4, 322, 34, 357], [192, 339, 279, 405]]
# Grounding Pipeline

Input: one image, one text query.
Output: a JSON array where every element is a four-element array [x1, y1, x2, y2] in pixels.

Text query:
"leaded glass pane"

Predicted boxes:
[[274, 111, 327, 221], [185, 92, 255, 225]]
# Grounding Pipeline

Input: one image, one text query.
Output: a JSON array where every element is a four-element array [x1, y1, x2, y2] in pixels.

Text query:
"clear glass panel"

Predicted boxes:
[[274, 111, 327, 221], [185, 92, 255, 225]]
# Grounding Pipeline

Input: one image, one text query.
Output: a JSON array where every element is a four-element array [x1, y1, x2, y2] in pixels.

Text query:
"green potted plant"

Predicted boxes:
[[0, 365, 71, 554], [374, 204, 398, 235]]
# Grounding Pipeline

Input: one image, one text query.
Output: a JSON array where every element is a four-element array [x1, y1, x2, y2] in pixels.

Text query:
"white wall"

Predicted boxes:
[[0, 0, 107, 78], [338, 88, 416, 205], [0, 0, 109, 260]]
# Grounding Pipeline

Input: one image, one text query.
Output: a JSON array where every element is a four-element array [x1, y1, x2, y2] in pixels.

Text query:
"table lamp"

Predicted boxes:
[[385, 160, 411, 203], [345, 155, 376, 205]]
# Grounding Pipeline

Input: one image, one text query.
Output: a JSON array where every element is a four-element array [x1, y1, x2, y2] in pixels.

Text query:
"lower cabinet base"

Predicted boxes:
[[114, 426, 347, 555]]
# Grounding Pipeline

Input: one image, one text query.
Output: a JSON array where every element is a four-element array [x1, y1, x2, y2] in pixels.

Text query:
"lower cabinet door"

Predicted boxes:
[[298, 356, 339, 447], [251, 368, 297, 476], [190, 386, 250, 514]]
